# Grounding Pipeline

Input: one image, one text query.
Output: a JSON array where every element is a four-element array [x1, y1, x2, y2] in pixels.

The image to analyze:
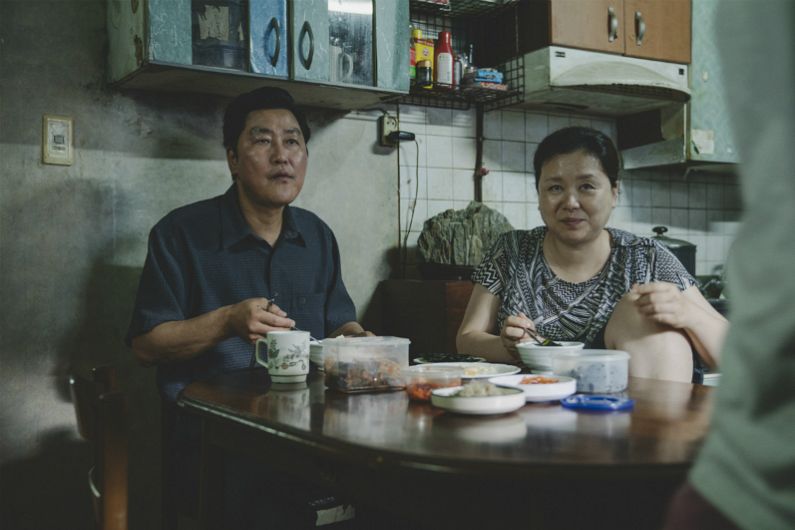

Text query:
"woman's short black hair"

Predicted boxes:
[[532, 126, 620, 189], [222, 86, 311, 153]]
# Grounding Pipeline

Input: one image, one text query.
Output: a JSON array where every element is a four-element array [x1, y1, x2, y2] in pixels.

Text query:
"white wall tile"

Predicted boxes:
[[427, 199, 453, 219], [451, 108, 476, 138], [399, 105, 427, 126], [426, 135, 453, 168], [399, 166, 427, 200], [501, 140, 526, 172], [631, 179, 652, 207], [426, 107, 453, 136], [569, 116, 592, 128], [671, 181, 688, 208], [706, 183, 724, 209], [451, 136, 477, 169], [483, 111, 501, 139], [526, 206, 544, 228], [427, 167, 453, 200], [483, 139, 502, 170], [502, 202, 527, 230], [525, 142, 538, 177], [651, 180, 671, 208], [503, 172, 528, 203], [482, 171, 503, 202], [548, 114, 570, 133], [688, 182, 707, 209], [395, 107, 737, 274], [453, 169, 475, 202], [688, 209, 708, 232], [501, 110, 525, 141], [525, 113, 548, 142]]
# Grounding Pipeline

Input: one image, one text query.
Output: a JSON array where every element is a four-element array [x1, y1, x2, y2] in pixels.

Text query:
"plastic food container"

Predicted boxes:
[[550, 349, 630, 393], [322, 336, 410, 393], [309, 341, 324, 371], [403, 365, 464, 401]]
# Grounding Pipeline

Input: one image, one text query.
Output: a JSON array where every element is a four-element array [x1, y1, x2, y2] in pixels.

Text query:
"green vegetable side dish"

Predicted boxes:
[[417, 352, 484, 363]]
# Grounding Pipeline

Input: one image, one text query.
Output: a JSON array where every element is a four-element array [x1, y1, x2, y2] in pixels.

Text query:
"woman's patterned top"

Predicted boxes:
[[471, 226, 696, 344]]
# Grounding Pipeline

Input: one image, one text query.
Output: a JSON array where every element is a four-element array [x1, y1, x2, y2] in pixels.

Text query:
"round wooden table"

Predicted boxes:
[[179, 368, 713, 529]]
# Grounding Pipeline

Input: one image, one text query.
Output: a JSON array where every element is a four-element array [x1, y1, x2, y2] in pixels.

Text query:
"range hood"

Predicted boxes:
[[514, 46, 690, 116]]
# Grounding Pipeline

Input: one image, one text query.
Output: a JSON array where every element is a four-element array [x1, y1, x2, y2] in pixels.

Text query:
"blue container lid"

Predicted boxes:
[[560, 394, 634, 412]]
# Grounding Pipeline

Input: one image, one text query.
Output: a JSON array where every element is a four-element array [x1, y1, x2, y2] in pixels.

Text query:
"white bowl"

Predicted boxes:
[[430, 385, 526, 415], [516, 341, 585, 372]]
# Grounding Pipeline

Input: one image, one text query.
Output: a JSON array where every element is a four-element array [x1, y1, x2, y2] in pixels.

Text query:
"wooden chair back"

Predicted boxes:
[[70, 365, 128, 530]]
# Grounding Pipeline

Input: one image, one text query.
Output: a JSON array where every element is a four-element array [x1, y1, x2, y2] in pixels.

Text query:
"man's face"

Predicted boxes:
[[227, 108, 308, 210]]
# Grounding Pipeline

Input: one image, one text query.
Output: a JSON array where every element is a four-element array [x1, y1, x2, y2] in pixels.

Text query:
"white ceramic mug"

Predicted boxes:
[[255, 330, 310, 383], [329, 44, 353, 83]]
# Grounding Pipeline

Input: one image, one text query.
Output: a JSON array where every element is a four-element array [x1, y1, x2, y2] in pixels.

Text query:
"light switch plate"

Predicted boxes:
[[42, 114, 74, 165]]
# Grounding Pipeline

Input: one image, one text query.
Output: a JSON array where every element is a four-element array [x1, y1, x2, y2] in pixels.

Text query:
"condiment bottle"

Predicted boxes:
[[416, 60, 433, 89], [434, 30, 454, 89]]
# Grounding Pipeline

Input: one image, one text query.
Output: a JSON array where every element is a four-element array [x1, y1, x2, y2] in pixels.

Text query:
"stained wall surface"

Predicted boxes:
[[0, 1, 396, 528]]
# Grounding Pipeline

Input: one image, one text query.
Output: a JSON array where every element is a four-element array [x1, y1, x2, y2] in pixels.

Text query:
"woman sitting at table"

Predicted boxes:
[[457, 126, 727, 383]]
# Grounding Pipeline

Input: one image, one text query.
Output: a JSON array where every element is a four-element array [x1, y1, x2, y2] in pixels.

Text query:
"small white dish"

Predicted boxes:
[[516, 341, 585, 372], [488, 374, 577, 402], [426, 362, 521, 379], [430, 385, 526, 415]]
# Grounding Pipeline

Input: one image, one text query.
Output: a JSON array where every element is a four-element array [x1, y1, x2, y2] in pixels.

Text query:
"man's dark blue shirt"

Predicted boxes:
[[126, 183, 356, 402]]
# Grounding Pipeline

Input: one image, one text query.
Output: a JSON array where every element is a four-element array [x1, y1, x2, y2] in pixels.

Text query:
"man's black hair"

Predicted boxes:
[[222, 86, 311, 153]]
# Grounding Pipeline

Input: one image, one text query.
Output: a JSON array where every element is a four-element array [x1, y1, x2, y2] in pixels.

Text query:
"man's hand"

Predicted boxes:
[[227, 297, 296, 343]]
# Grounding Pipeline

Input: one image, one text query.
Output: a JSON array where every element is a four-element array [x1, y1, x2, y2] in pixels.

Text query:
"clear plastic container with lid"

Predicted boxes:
[[550, 349, 630, 393], [403, 364, 463, 401], [322, 336, 410, 393]]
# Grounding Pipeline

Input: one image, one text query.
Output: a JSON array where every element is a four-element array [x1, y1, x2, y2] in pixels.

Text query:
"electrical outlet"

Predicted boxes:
[[378, 114, 399, 147], [42, 114, 74, 165]]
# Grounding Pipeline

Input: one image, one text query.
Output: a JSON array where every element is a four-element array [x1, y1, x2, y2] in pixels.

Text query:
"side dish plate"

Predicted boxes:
[[426, 362, 521, 379], [430, 386, 526, 415], [488, 374, 577, 402]]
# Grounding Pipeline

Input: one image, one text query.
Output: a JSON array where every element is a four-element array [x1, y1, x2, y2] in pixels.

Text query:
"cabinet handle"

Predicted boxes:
[[608, 6, 619, 42], [299, 20, 314, 70], [635, 11, 646, 45], [268, 17, 281, 68]]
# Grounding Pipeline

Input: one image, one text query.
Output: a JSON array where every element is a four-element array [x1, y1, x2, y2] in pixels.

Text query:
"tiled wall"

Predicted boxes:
[[397, 105, 742, 277]]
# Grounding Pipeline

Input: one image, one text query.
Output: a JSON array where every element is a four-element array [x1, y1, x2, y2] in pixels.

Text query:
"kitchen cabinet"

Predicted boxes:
[[518, 0, 691, 64], [106, 0, 409, 110], [619, 0, 738, 168]]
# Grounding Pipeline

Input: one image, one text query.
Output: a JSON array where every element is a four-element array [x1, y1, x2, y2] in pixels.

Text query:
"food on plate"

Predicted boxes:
[[407, 381, 448, 401], [461, 364, 501, 377], [519, 375, 559, 385], [456, 381, 515, 397]]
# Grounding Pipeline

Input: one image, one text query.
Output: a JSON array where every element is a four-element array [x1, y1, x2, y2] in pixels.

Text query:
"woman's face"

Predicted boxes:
[[537, 149, 618, 247]]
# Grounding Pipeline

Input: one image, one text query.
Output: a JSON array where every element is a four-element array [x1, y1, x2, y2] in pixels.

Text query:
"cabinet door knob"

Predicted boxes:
[[299, 20, 315, 70], [608, 6, 619, 42], [635, 11, 647, 45]]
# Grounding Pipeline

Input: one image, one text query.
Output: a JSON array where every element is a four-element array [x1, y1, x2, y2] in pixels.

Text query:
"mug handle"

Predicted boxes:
[[255, 338, 269, 367]]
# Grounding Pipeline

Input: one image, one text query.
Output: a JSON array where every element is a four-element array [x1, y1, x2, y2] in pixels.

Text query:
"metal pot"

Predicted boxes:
[[652, 226, 696, 276]]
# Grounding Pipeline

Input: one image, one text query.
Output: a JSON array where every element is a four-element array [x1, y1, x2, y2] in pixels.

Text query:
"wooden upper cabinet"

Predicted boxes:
[[520, 0, 691, 64], [549, 0, 626, 55], [624, 0, 691, 63]]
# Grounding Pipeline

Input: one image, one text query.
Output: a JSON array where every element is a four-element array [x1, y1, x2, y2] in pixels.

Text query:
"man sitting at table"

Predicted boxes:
[[126, 86, 370, 526]]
